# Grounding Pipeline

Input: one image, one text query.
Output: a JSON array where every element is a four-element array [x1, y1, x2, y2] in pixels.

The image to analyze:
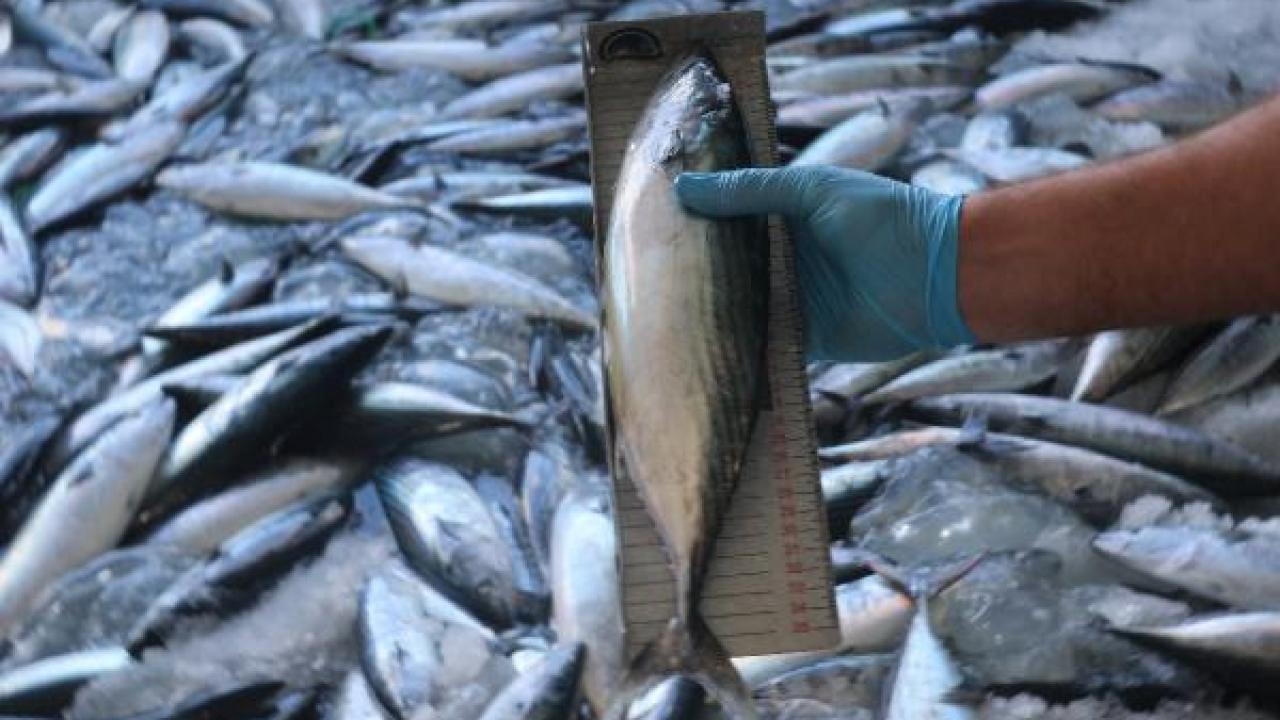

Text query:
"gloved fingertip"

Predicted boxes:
[[674, 172, 725, 214]]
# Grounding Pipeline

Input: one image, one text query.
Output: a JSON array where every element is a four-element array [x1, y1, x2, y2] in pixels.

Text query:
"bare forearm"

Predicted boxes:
[[959, 93, 1280, 342]]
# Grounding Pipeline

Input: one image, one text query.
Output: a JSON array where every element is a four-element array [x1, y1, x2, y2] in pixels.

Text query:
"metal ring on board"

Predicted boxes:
[[599, 27, 663, 61]]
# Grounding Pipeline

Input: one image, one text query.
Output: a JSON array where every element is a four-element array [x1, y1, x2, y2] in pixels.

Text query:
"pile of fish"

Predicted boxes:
[[0, 0, 1277, 718]]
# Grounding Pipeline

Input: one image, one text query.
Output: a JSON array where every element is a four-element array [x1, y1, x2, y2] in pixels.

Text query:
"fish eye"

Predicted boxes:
[[600, 28, 663, 62]]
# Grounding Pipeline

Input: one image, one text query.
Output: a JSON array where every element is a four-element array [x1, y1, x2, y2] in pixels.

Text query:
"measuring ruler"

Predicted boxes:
[[582, 10, 838, 659]]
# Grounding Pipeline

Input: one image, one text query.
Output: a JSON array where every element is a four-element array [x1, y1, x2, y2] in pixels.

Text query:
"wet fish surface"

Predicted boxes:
[[602, 53, 769, 718]]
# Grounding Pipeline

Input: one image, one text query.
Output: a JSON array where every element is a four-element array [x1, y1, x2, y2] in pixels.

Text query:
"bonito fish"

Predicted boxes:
[[602, 54, 769, 719]]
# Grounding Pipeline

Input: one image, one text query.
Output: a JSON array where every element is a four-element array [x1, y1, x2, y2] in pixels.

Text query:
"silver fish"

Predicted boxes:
[[334, 38, 572, 81], [157, 161, 416, 221], [0, 193, 37, 307], [791, 102, 925, 170], [821, 460, 886, 533], [0, 128, 66, 189], [341, 381, 525, 442], [126, 496, 350, 654], [0, 66, 74, 94], [778, 86, 970, 128], [976, 61, 1159, 111], [145, 457, 359, 553], [943, 146, 1089, 183], [960, 112, 1027, 152], [835, 575, 914, 653], [1159, 316, 1280, 415], [104, 56, 249, 142], [476, 642, 584, 720], [358, 561, 514, 719], [453, 184, 593, 225], [424, 113, 585, 155], [437, 62, 582, 120], [1095, 78, 1242, 131], [475, 474, 548, 625], [175, 18, 248, 62], [522, 441, 575, 570], [911, 159, 987, 195], [377, 458, 516, 628], [86, 6, 136, 52], [1094, 526, 1280, 610], [380, 167, 574, 203], [773, 55, 979, 96], [143, 256, 279, 360], [862, 340, 1068, 404], [8, 3, 114, 79], [0, 78, 145, 127], [49, 317, 334, 472], [1170, 380, 1280, 468], [148, 324, 391, 521], [907, 393, 1280, 493], [0, 398, 174, 636], [809, 352, 933, 427], [399, 0, 566, 31], [113, 10, 170, 83], [26, 120, 185, 233], [839, 426, 1216, 524], [603, 54, 768, 719], [472, 231, 578, 281], [878, 557, 984, 720], [0, 647, 132, 716], [140, 0, 275, 27], [551, 488, 625, 716], [342, 235, 595, 330], [3, 546, 191, 665], [1112, 611, 1280, 681], [1072, 326, 1208, 403]]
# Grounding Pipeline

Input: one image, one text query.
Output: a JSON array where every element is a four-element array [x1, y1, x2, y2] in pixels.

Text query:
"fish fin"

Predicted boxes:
[[1075, 57, 1162, 81], [927, 553, 987, 599], [605, 614, 759, 720], [528, 322, 555, 391], [815, 390, 862, 430], [389, 271, 410, 300], [858, 551, 986, 599], [957, 414, 988, 447], [940, 678, 988, 706], [1227, 70, 1244, 97]]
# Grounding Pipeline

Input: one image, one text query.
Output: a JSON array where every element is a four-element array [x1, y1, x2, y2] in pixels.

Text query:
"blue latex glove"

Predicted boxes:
[[675, 166, 974, 362]]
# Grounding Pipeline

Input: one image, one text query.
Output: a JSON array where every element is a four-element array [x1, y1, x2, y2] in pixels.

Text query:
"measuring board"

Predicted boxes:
[[582, 11, 838, 659]]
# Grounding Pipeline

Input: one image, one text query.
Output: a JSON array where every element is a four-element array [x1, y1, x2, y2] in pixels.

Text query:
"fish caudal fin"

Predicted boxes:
[[604, 613, 759, 720]]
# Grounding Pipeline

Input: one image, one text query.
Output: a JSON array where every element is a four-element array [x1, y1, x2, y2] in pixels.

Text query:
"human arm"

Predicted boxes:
[[676, 94, 1280, 361], [961, 93, 1280, 342]]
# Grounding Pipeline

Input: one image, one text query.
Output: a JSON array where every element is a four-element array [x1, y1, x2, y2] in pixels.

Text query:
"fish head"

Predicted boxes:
[[641, 54, 742, 175]]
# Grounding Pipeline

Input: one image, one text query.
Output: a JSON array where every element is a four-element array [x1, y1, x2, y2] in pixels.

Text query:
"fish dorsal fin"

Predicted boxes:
[[957, 414, 988, 447], [1227, 70, 1244, 97]]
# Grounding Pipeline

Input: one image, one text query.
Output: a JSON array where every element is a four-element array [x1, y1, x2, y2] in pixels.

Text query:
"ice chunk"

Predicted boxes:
[[69, 533, 393, 719]]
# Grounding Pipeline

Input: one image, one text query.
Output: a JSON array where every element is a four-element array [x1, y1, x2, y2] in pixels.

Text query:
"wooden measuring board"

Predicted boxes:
[[582, 11, 838, 659]]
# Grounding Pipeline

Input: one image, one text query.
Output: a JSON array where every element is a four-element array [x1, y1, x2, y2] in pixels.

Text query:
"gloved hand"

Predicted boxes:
[[675, 166, 974, 362]]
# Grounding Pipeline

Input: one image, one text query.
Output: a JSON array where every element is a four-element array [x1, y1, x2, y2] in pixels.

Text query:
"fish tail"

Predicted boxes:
[[604, 613, 759, 720]]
